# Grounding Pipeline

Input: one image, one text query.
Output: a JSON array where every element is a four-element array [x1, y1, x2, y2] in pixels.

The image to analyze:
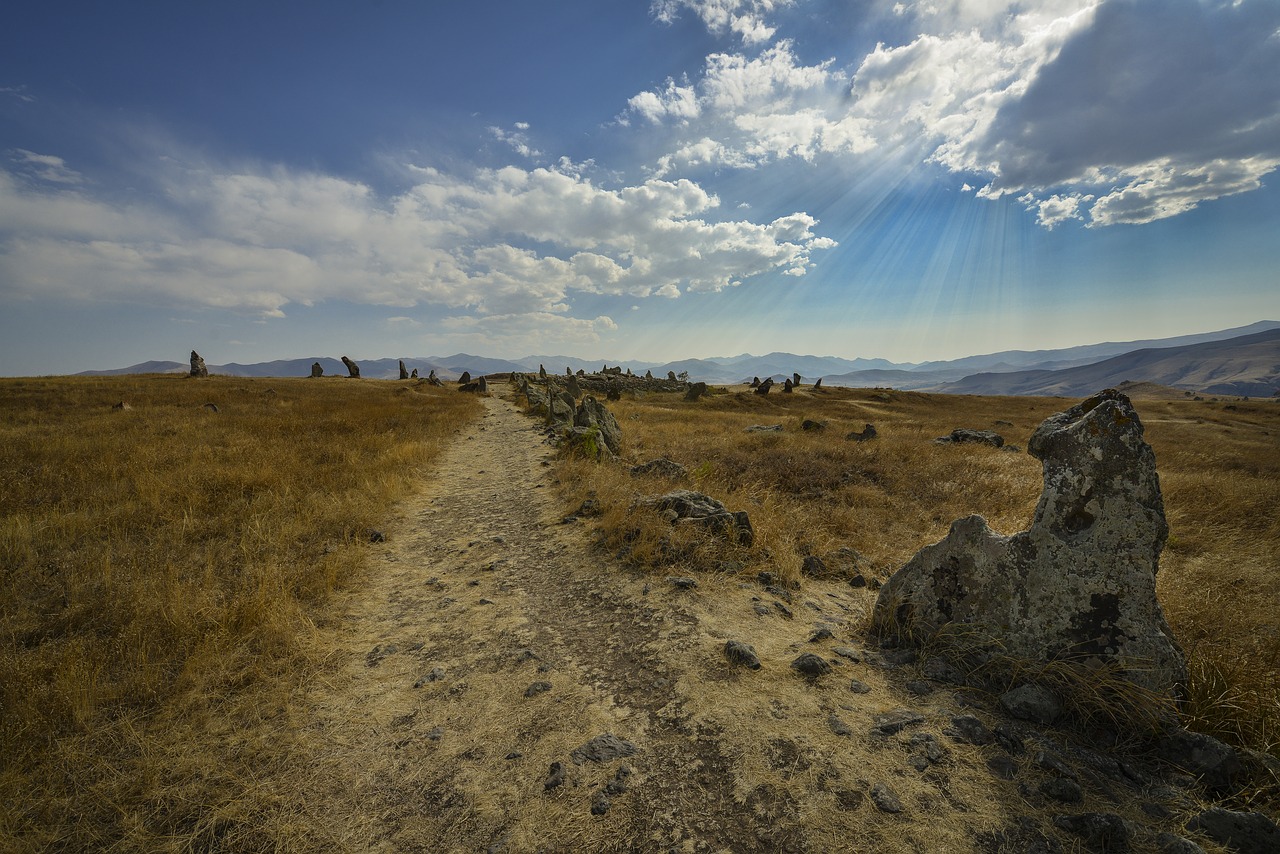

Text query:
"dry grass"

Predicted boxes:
[[0, 374, 479, 852], [553, 385, 1280, 762]]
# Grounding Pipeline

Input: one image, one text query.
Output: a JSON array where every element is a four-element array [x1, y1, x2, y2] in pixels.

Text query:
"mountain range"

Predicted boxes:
[[78, 320, 1280, 398]]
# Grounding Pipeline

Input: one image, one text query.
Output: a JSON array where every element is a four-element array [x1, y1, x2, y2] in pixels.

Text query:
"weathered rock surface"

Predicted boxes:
[[684, 381, 708, 401], [458, 371, 471, 384], [724, 640, 761, 670], [572, 396, 621, 456], [341, 356, 360, 378], [399, 360, 409, 380], [630, 459, 687, 480], [570, 733, 638, 764], [935, 427, 1003, 447], [1187, 807, 1280, 852], [637, 490, 753, 546], [846, 423, 877, 442], [755, 378, 774, 395], [873, 389, 1187, 699], [189, 350, 208, 378]]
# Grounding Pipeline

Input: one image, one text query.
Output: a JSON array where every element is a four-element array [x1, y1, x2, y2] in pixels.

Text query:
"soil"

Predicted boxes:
[[279, 393, 1217, 853]]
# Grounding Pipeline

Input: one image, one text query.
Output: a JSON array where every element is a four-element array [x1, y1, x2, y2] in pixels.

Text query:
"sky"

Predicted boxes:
[[2, 0, 1279, 375]]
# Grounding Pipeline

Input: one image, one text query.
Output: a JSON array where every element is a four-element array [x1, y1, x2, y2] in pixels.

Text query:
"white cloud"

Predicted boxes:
[[10, 149, 84, 184], [0, 152, 834, 344], [628, 78, 701, 124], [651, 0, 794, 45], [489, 123, 542, 159]]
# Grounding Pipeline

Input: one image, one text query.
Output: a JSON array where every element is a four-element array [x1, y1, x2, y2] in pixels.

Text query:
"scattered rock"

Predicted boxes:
[[801, 419, 826, 432], [724, 640, 762, 670], [189, 350, 208, 378], [875, 389, 1188, 700], [907, 732, 946, 770], [524, 681, 552, 698], [922, 656, 965, 684], [367, 529, 385, 543], [571, 734, 639, 764], [987, 756, 1019, 780], [544, 762, 565, 791], [341, 355, 360, 378], [808, 626, 834, 642], [605, 766, 631, 795], [870, 783, 903, 813], [111, 401, 132, 411], [846, 423, 877, 442], [637, 489, 753, 546], [943, 715, 993, 745], [667, 576, 697, 590], [1000, 683, 1064, 725], [934, 428, 1003, 447], [848, 679, 872, 694], [1154, 729, 1241, 795], [202, 402, 219, 413], [790, 653, 831, 678], [833, 646, 861, 662], [1039, 777, 1083, 803], [905, 680, 933, 696], [590, 790, 611, 816], [871, 709, 924, 736], [1052, 813, 1134, 852], [1186, 807, 1280, 852], [828, 714, 853, 737], [630, 459, 687, 479], [1153, 832, 1207, 854], [745, 424, 783, 433]]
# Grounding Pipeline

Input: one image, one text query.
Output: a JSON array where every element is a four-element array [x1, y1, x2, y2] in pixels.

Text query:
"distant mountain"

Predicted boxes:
[[929, 328, 1280, 397], [78, 360, 186, 376]]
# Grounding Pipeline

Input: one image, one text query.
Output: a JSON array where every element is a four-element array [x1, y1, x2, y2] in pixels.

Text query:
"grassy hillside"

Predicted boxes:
[[0, 375, 479, 851]]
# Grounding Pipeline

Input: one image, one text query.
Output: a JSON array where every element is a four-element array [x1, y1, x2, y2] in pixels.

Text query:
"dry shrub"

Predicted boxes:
[[558, 386, 1280, 760], [0, 374, 479, 851]]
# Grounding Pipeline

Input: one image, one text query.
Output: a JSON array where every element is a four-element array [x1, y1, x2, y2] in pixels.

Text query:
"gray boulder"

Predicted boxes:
[[458, 370, 471, 384], [684, 381, 708, 401], [310, 361, 324, 378], [189, 350, 208, 378], [755, 378, 774, 395], [638, 489, 753, 546], [477, 376, 488, 394], [566, 374, 582, 398], [399, 360, 409, 380], [341, 355, 360, 378], [873, 389, 1187, 699], [573, 396, 621, 456], [630, 459, 687, 479], [935, 428, 1003, 447]]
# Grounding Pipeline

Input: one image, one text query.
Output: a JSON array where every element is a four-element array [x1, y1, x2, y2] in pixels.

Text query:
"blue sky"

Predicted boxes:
[[2, 0, 1278, 375]]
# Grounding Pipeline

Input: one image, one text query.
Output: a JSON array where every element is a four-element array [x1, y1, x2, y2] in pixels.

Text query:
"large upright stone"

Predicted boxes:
[[341, 356, 360, 378], [873, 389, 1187, 698], [573, 396, 621, 456], [399, 360, 409, 380], [189, 350, 208, 378], [310, 362, 324, 378]]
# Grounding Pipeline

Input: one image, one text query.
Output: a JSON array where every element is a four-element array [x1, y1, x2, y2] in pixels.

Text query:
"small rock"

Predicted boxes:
[[367, 529, 385, 543], [808, 626, 834, 642], [544, 762, 565, 791], [848, 679, 872, 694], [605, 766, 631, 795], [426, 727, 444, 741], [846, 423, 877, 442], [871, 709, 924, 736], [504, 751, 522, 760], [724, 640, 762, 670], [801, 555, 827, 576], [870, 783, 903, 813], [829, 714, 853, 737], [752, 604, 772, 616], [773, 601, 794, 619], [1155, 729, 1241, 795], [1154, 833, 1206, 854], [790, 653, 831, 678], [905, 680, 933, 696], [745, 424, 783, 433], [833, 646, 861, 662], [630, 459, 687, 479], [1039, 778, 1083, 804], [667, 576, 698, 590], [935, 428, 1004, 447], [1000, 683, 1063, 725], [943, 715, 993, 746], [571, 734, 639, 764], [524, 681, 553, 698], [987, 756, 1019, 780], [1052, 813, 1134, 852], [591, 790, 611, 815], [1034, 750, 1078, 781], [801, 419, 827, 432], [1186, 807, 1280, 852]]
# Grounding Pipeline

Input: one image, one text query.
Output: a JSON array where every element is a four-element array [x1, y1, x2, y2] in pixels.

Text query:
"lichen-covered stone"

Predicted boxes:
[[572, 396, 621, 456], [873, 389, 1187, 698]]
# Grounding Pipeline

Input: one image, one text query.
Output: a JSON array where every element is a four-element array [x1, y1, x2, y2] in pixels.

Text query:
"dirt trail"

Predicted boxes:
[[279, 392, 1185, 853]]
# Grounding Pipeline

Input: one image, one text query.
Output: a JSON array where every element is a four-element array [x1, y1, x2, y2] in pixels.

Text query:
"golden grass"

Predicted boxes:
[[552, 386, 1280, 762], [0, 374, 479, 851]]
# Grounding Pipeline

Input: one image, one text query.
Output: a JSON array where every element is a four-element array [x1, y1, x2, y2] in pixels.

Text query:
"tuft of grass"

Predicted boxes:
[[0, 374, 479, 851], [556, 386, 1280, 761]]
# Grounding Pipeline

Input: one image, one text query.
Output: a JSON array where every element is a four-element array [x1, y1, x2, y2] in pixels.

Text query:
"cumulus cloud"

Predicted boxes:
[[651, 0, 794, 45], [0, 152, 834, 347], [637, 0, 1280, 227], [489, 123, 542, 159]]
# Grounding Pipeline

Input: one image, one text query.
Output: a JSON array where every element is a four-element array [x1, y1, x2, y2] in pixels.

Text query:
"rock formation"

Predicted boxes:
[[638, 489, 753, 547], [411, 368, 418, 379], [570, 396, 622, 457], [684, 381, 708, 401], [189, 350, 208, 378], [399, 360, 409, 380], [310, 362, 324, 378], [428, 369, 443, 387], [792, 373, 801, 387], [566, 374, 582, 399], [755, 378, 773, 395], [459, 371, 471, 385], [341, 356, 360, 378], [667, 371, 677, 382], [783, 378, 794, 393], [936, 428, 1004, 447], [873, 389, 1187, 698], [477, 377, 488, 394], [813, 378, 823, 390], [847, 424, 877, 442]]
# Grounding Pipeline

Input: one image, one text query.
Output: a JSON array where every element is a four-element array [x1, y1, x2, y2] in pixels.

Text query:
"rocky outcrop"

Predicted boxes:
[[873, 389, 1187, 699], [341, 356, 360, 378], [310, 361, 324, 378], [638, 490, 754, 547], [189, 350, 208, 378]]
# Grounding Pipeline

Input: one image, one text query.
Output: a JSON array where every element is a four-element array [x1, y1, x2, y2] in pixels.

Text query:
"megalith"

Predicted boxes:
[[341, 356, 360, 378], [310, 362, 324, 378], [399, 360, 409, 380], [572, 396, 621, 456], [189, 350, 208, 378], [873, 389, 1187, 698], [684, 381, 708, 401]]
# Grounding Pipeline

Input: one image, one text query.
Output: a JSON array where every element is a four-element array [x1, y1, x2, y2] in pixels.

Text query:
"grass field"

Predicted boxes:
[[553, 383, 1280, 765], [0, 374, 479, 851]]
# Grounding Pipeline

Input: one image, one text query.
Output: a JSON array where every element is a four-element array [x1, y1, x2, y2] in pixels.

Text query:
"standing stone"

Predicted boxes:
[[428, 369, 443, 386], [873, 389, 1187, 698], [399, 360, 409, 380], [667, 371, 677, 381], [539, 364, 547, 379], [566, 374, 582, 398], [566, 367, 572, 376], [814, 378, 823, 390], [783, 378, 794, 393], [684, 382, 708, 401], [458, 371, 471, 384], [478, 376, 488, 394], [189, 350, 208, 378], [645, 370, 653, 380], [750, 377, 761, 388], [310, 361, 324, 378], [341, 356, 360, 378], [755, 378, 774, 395], [573, 396, 622, 456], [792, 373, 802, 387], [411, 368, 419, 379], [576, 369, 586, 377]]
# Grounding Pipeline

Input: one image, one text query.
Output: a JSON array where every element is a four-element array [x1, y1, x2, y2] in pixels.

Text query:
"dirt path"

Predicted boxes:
[[279, 393, 1108, 853]]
